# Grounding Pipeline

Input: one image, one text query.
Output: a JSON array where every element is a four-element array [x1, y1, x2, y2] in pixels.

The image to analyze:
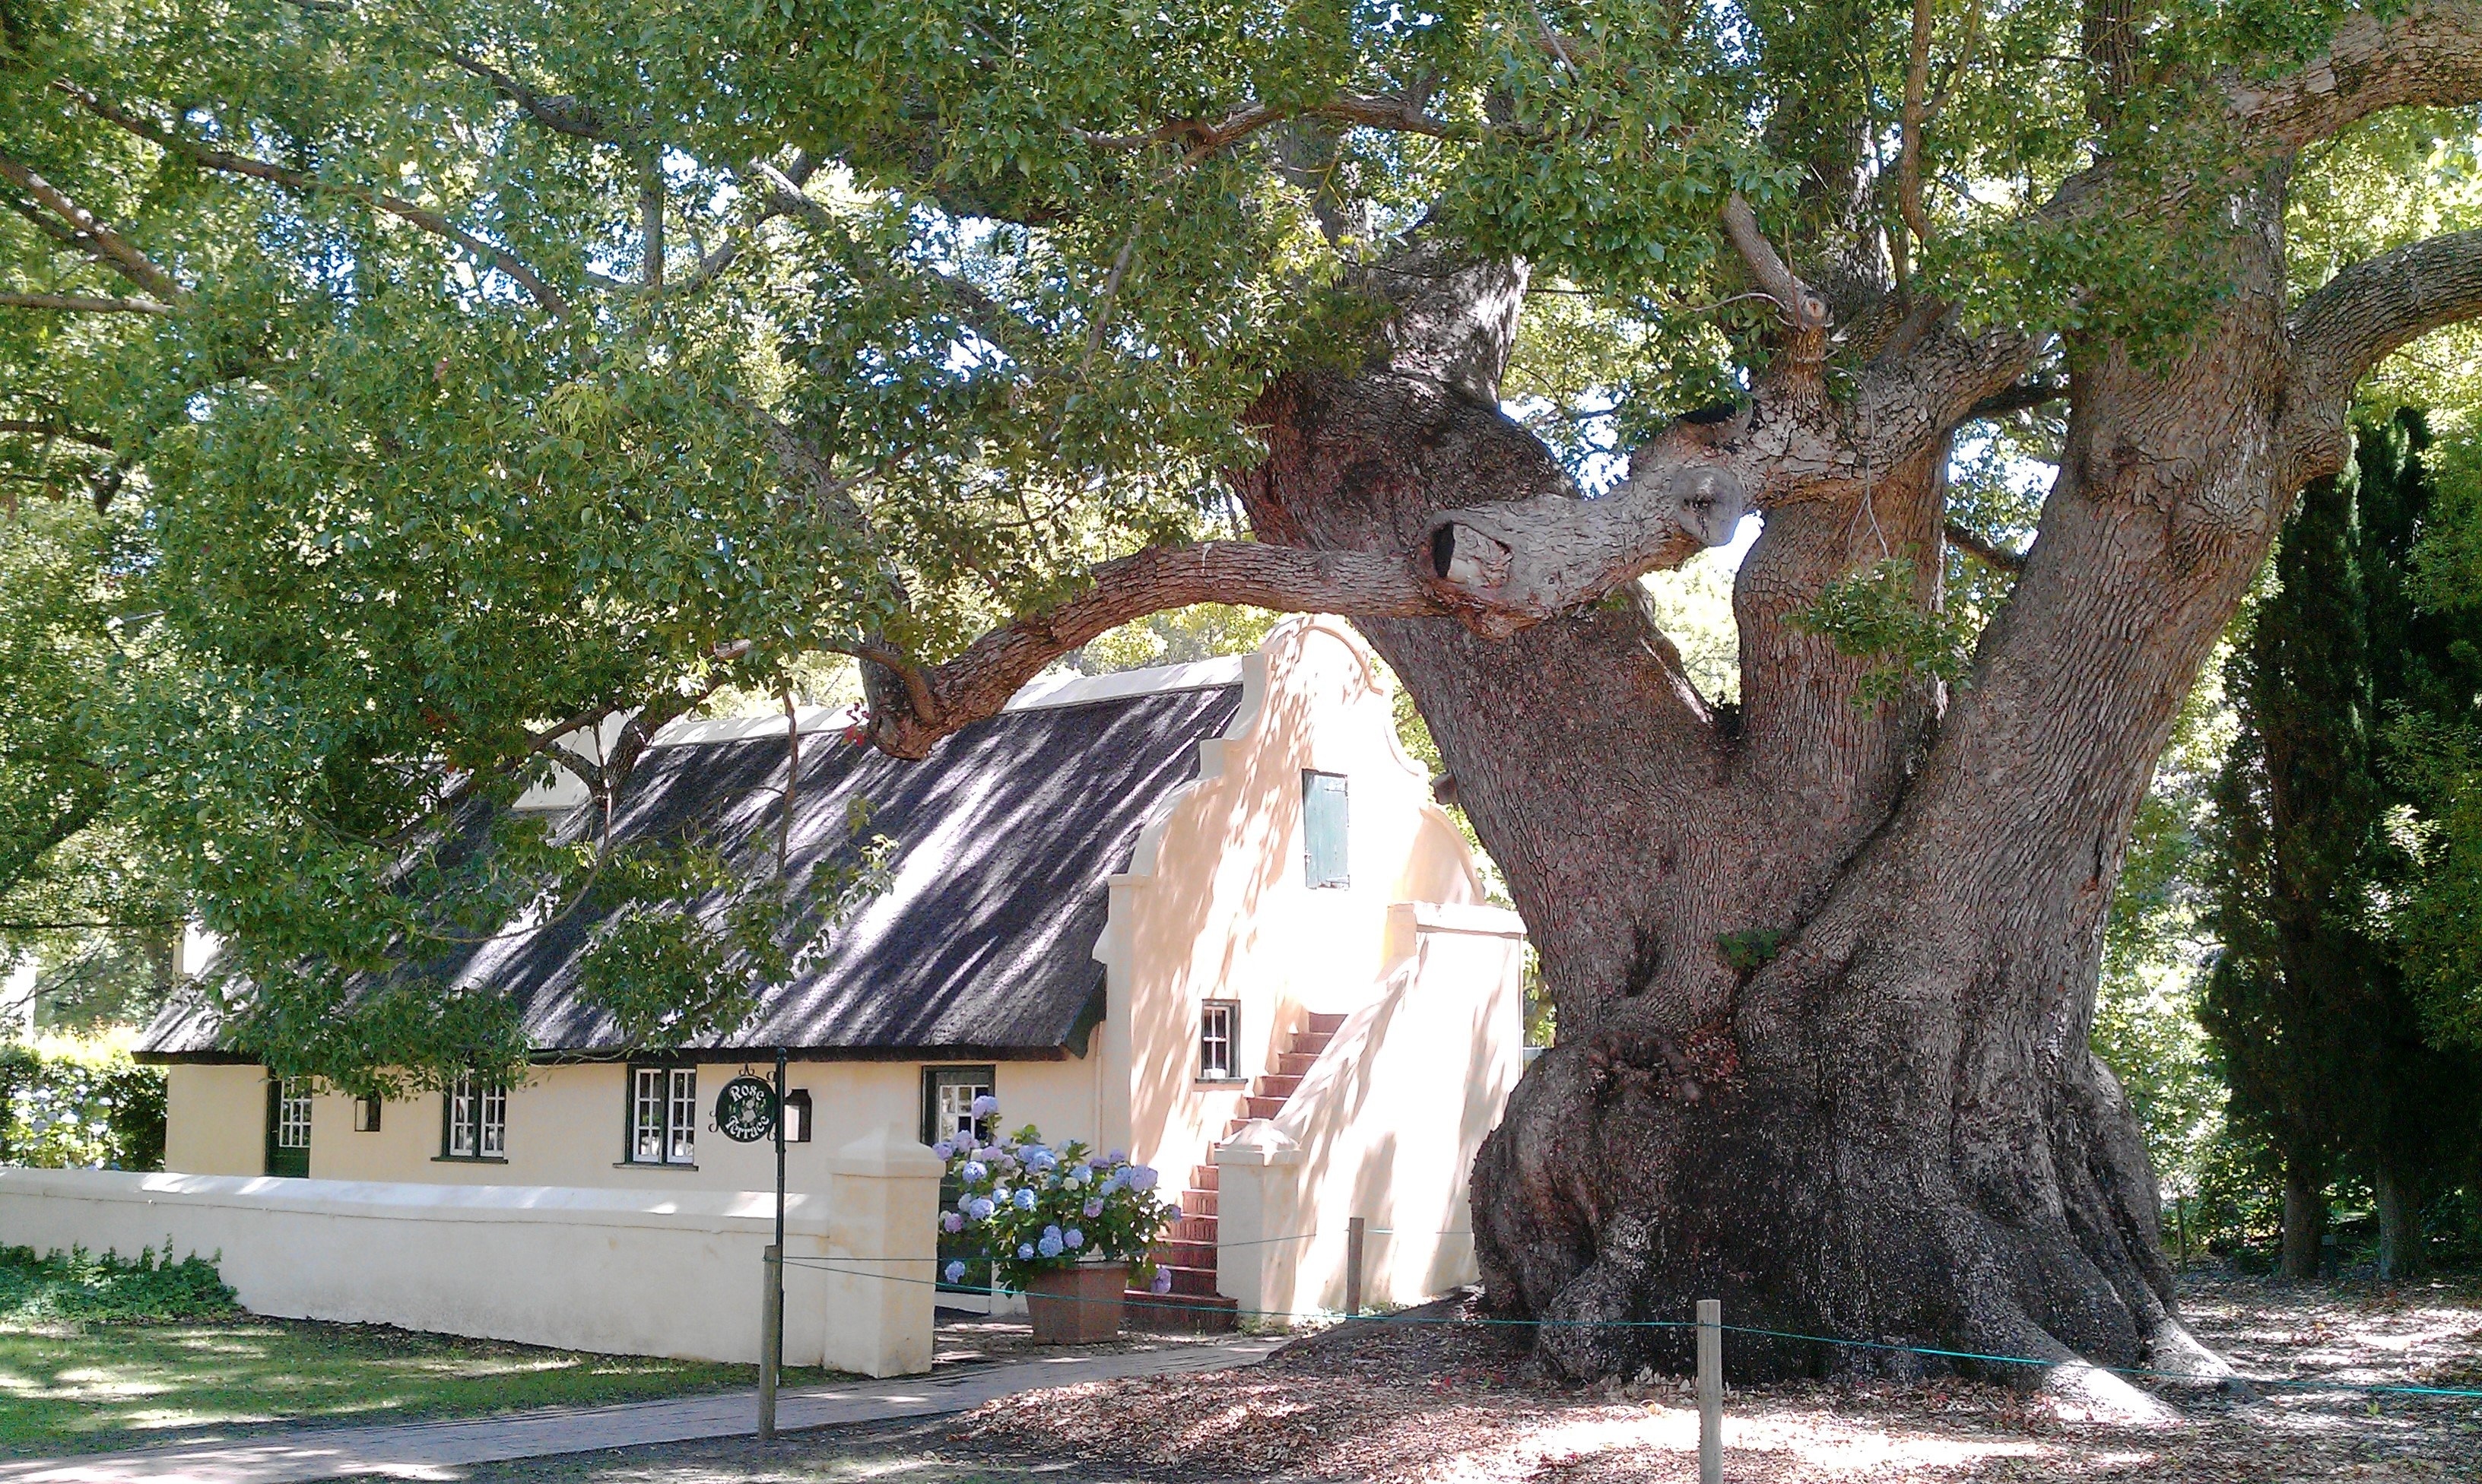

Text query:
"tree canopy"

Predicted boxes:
[[9, 0, 2482, 1099]]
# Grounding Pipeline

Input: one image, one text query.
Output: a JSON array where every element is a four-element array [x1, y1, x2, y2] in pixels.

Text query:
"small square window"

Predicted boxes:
[[1303, 771, 1349, 888], [782, 1088, 814, 1143], [1200, 1000, 1239, 1080], [353, 1096, 382, 1133]]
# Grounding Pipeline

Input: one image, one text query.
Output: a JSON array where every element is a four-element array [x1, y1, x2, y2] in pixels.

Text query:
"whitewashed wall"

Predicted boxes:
[[1214, 900, 1529, 1320], [0, 1126, 941, 1375]]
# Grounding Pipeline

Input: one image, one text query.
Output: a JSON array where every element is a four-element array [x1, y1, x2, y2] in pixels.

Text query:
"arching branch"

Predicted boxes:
[[0, 292, 174, 314], [2230, 1, 2482, 150], [853, 541, 1445, 757], [2286, 227, 2482, 479]]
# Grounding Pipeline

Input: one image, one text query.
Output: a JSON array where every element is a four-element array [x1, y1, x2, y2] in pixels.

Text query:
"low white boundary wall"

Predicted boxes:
[[0, 1127, 941, 1376]]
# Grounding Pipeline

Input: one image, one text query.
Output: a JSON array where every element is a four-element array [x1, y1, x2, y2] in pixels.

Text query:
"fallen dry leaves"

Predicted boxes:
[[945, 1274, 2482, 1482]]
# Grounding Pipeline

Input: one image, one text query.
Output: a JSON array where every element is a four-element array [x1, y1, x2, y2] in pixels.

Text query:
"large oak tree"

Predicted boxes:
[[8, 0, 2482, 1408]]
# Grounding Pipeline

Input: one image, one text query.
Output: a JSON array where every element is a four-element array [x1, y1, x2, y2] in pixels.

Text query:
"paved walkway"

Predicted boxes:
[[0, 1335, 1284, 1484]]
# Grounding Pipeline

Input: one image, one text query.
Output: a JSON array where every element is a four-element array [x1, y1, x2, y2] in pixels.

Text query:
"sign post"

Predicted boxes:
[[716, 1062, 786, 1439]]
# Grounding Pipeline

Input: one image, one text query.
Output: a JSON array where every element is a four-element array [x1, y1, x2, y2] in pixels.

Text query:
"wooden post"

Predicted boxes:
[[1696, 1298, 1722, 1484], [1344, 1216, 1365, 1318], [759, 1244, 782, 1440]]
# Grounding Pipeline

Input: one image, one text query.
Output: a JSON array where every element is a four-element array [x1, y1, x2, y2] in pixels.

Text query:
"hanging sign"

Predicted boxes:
[[715, 1074, 779, 1143]]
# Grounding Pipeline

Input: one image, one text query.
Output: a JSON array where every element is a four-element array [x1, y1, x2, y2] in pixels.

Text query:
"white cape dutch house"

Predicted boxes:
[[0, 617, 1528, 1375]]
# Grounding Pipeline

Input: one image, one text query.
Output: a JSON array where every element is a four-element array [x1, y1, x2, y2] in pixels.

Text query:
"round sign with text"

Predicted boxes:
[[714, 1075, 778, 1143]]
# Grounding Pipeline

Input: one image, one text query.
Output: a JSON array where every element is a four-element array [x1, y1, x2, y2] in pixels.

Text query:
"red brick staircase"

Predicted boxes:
[[1124, 1012, 1347, 1332]]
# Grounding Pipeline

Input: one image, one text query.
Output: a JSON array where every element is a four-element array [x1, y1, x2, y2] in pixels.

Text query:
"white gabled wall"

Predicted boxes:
[[1095, 615, 1493, 1188]]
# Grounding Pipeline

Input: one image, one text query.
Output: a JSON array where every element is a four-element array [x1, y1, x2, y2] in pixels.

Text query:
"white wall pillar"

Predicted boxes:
[[1212, 1120, 1306, 1321], [820, 1126, 943, 1377]]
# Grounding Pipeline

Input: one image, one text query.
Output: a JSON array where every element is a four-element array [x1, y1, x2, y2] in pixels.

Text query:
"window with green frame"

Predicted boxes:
[[624, 1064, 697, 1165], [440, 1073, 507, 1160], [264, 1077, 310, 1178]]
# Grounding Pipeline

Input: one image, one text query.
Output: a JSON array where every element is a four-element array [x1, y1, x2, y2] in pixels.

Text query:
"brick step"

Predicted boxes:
[[1147, 1238, 1217, 1269], [1305, 1012, 1348, 1033], [1124, 1289, 1238, 1333], [1180, 1189, 1219, 1219], [1290, 1032, 1335, 1058], [1151, 1262, 1224, 1298], [1274, 1051, 1321, 1077], [1189, 1164, 1218, 1191], [1252, 1073, 1302, 1100], [1166, 1214, 1218, 1244], [1242, 1095, 1288, 1120]]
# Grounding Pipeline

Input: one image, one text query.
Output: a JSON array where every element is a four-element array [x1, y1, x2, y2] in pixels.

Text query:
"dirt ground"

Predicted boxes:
[[946, 1273, 2482, 1482], [463, 1273, 2482, 1482]]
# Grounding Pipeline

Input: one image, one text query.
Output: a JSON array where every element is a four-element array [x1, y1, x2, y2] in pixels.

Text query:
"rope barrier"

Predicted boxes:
[[771, 1253, 2482, 1402]]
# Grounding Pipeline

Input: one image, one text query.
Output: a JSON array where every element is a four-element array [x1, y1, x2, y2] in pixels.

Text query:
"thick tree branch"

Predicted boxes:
[[0, 291, 173, 314], [1944, 519, 2027, 572], [0, 418, 114, 451], [0, 153, 184, 302], [854, 541, 1445, 756], [61, 84, 570, 318], [1072, 94, 1466, 159], [2230, 0, 2482, 151], [1720, 193, 1831, 342], [2287, 227, 2482, 477]]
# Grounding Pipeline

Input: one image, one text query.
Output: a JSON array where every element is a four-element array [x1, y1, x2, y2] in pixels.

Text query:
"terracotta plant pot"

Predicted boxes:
[[1023, 1261, 1126, 1344]]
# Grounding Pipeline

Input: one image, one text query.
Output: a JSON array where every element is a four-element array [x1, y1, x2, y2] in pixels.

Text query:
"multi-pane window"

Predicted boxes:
[[629, 1065, 697, 1165], [1200, 1001, 1240, 1080], [1303, 770, 1350, 888], [921, 1065, 995, 1146], [442, 1073, 508, 1160], [265, 1077, 311, 1178]]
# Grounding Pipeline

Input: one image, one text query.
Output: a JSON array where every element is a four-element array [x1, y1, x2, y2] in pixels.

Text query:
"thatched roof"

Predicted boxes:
[[138, 668, 1245, 1062]]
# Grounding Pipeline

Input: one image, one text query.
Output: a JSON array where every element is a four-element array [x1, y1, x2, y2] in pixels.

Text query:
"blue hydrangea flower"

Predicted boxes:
[[1064, 1228, 1084, 1249], [932, 1140, 955, 1161], [1036, 1234, 1065, 1258], [1107, 1149, 1128, 1164], [1151, 1269, 1173, 1295], [960, 1161, 987, 1184], [941, 1212, 965, 1234], [1017, 1243, 1036, 1260], [1013, 1187, 1037, 1211], [957, 1190, 976, 1212], [1043, 1224, 1062, 1241], [1128, 1165, 1160, 1193], [944, 1260, 967, 1284], [1024, 1146, 1058, 1172], [970, 1094, 999, 1118], [1065, 1164, 1090, 1186], [1082, 1197, 1104, 1219], [969, 1197, 996, 1220]]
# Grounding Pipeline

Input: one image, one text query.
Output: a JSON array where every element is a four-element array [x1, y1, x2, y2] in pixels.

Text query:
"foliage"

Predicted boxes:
[[934, 1107, 1176, 1292], [1789, 555, 1979, 704], [0, 1033, 165, 1169], [1065, 605, 1278, 677], [0, 1242, 236, 1324]]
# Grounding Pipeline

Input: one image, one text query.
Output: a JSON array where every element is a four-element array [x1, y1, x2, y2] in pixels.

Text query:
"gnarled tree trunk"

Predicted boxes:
[[1227, 196, 2334, 1403]]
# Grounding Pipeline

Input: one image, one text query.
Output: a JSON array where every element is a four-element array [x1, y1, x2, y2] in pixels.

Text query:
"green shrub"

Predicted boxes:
[[0, 1242, 239, 1324], [0, 1039, 167, 1170]]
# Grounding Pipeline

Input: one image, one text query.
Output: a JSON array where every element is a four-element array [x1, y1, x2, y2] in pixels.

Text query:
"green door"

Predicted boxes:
[[265, 1077, 310, 1178]]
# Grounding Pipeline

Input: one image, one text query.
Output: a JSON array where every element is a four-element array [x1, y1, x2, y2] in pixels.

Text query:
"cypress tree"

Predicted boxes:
[[2203, 413, 2482, 1281]]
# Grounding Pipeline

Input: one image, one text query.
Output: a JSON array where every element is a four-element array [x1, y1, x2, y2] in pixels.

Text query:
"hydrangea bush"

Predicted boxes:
[[935, 1097, 1177, 1292]]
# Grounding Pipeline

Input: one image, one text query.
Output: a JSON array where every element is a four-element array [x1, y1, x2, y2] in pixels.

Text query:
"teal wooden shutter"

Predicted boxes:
[[1303, 771, 1349, 887]]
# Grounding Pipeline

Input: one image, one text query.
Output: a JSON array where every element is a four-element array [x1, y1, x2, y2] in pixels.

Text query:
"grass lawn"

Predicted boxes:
[[0, 1245, 845, 1457]]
